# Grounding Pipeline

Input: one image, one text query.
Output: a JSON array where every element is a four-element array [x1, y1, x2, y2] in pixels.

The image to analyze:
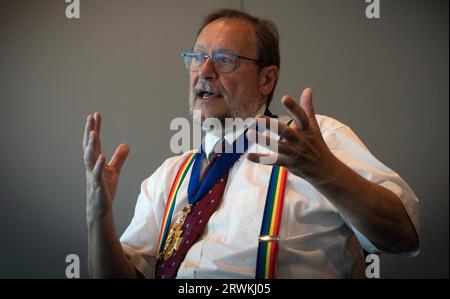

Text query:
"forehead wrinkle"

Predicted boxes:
[[192, 47, 239, 54], [195, 19, 257, 58]]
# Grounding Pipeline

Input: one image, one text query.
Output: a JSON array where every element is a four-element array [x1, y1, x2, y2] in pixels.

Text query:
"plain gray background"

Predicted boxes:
[[0, 0, 448, 278]]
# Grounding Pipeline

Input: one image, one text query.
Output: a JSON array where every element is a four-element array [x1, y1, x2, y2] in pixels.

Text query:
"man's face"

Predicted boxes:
[[188, 19, 264, 123]]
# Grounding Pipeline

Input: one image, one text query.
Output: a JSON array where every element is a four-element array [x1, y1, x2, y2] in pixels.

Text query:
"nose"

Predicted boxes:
[[198, 56, 218, 81]]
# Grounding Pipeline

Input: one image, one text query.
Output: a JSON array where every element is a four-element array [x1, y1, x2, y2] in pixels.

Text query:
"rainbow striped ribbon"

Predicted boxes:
[[155, 152, 197, 261], [256, 119, 295, 279]]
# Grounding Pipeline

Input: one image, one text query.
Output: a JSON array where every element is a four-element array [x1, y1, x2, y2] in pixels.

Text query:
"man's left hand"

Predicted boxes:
[[247, 88, 339, 186]]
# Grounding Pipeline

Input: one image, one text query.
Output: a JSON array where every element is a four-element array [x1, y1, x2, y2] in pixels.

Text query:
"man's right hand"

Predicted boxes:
[[83, 112, 129, 224]]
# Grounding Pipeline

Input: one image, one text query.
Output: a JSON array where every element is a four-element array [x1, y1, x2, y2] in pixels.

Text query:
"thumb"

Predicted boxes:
[[300, 88, 319, 130], [109, 144, 130, 174]]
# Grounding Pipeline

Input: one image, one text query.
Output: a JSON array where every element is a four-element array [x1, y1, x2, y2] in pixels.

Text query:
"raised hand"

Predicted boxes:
[[247, 88, 338, 186], [82, 112, 129, 222]]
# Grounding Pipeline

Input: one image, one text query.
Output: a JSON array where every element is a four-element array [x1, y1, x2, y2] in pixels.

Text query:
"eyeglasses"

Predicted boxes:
[[181, 51, 260, 73]]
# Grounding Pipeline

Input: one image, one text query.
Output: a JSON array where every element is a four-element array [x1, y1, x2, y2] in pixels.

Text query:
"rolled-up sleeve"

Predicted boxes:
[[322, 122, 420, 256], [120, 177, 160, 278], [119, 153, 193, 278]]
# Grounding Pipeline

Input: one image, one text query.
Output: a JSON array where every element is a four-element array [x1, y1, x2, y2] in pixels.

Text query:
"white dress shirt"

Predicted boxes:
[[120, 114, 420, 279]]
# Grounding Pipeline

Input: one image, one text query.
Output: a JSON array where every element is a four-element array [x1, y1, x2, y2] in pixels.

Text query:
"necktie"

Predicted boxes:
[[155, 152, 229, 279]]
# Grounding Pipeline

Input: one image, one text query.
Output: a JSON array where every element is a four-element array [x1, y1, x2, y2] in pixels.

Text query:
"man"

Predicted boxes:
[[83, 9, 419, 279]]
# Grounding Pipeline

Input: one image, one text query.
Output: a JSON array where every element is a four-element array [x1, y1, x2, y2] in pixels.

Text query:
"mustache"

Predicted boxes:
[[194, 80, 224, 96]]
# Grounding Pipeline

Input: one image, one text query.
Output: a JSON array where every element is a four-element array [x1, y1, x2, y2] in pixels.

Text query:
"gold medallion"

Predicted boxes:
[[161, 205, 192, 261]]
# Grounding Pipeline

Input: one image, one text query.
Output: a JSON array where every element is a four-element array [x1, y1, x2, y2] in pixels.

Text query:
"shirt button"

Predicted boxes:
[[208, 190, 212, 194]]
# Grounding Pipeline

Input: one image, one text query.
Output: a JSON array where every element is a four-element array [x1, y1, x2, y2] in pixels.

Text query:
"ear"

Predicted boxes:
[[259, 65, 279, 99]]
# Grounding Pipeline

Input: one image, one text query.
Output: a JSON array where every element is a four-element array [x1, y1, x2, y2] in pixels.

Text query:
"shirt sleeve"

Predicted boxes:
[[119, 152, 194, 278], [322, 123, 420, 256], [120, 176, 160, 279]]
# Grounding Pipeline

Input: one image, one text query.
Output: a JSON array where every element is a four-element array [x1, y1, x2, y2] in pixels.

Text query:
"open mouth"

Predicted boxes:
[[197, 90, 223, 100]]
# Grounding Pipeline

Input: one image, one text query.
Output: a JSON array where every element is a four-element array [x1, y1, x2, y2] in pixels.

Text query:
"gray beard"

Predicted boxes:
[[189, 89, 262, 134]]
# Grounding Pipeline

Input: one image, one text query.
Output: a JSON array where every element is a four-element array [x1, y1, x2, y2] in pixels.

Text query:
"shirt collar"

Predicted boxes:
[[203, 105, 266, 161]]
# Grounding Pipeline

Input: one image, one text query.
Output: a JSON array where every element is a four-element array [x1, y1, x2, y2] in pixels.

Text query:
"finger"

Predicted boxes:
[[108, 144, 130, 174], [92, 113, 102, 155], [83, 114, 94, 149], [247, 129, 278, 151], [247, 129, 294, 155], [94, 112, 102, 135], [281, 95, 309, 131], [246, 152, 276, 165], [246, 152, 290, 167], [92, 154, 106, 182], [299, 88, 320, 130], [256, 115, 299, 142], [84, 131, 95, 169]]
